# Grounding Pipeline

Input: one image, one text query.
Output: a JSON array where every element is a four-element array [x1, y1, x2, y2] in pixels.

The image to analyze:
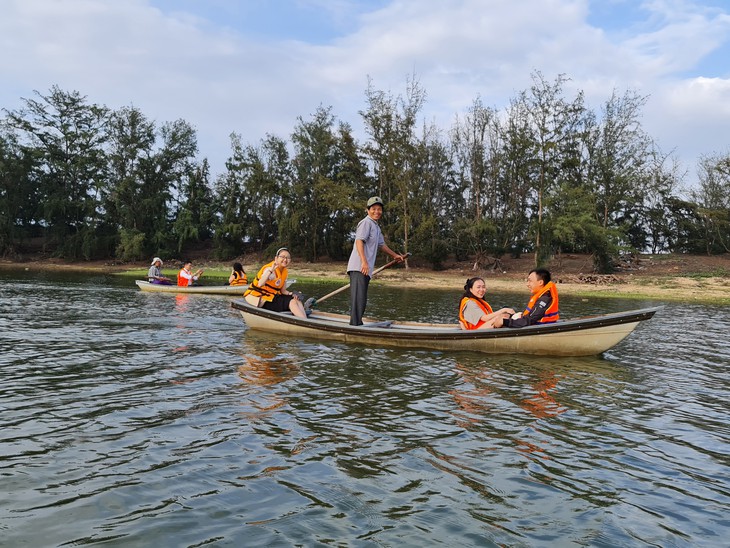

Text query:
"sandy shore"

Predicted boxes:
[[2, 256, 728, 304], [291, 263, 729, 304]]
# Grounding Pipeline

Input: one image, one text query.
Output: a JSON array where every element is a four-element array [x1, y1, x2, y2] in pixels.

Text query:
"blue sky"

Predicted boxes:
[[2, 0, 729, 187]]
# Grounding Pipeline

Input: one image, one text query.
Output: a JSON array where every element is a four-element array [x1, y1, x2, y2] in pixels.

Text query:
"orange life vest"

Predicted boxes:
[[459, 296, 494, 330], [177, 268, 194, 287], [230, 270, 248, 286], [244, 261, 287, 302], [524, 281, 559, 323]]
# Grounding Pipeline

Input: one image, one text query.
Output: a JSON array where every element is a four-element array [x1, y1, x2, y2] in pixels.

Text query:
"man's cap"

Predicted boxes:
[[367, 196, 384, 208]]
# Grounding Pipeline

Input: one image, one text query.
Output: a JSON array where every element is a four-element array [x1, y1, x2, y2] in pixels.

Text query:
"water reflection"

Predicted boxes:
[[452, 359, 569, 426], [1, 272, 729, 547], [238, 337, 300, 386], [519, 370, 566, 420]]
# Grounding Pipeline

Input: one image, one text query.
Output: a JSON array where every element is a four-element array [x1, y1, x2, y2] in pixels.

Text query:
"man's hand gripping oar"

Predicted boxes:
[[304, 253, 410, 311]]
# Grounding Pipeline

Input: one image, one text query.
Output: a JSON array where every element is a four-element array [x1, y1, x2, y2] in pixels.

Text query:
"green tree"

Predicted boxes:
[[219, 133, 290, 254], [628, 150, 682, 253], [547, 182, 619, 272], [149, 119, 199, 252], [213, 133, 250, 258], [410, 126, 456, 268], [4, 86, 109, 259], [589, 89, 653, 237], [327, 123, 370, 259], [287, 105, 340, 261], [521, 72, 587, 266], [360, 75, 426, 256], [492, 98, 537, 257], [664, 197, 707, 253], [173, 158, 215, 253], [105, 105, 157, 258], [0, 129, 39, 256], [693, 152, 730, 253], [106, 109, 198, 259], [450, 97, 496, 221]]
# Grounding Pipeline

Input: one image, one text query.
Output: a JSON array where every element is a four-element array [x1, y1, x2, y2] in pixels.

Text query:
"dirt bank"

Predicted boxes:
[[2, 253, 728, 304], [292, 253, 730, 304]]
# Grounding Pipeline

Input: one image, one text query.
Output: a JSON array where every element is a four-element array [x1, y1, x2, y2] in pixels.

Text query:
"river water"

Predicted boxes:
[[1, 271, 728, 547]]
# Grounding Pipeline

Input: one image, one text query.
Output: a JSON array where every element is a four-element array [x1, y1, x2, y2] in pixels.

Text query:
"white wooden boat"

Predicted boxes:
[[136, 279, 296, 295], [231, 299, 660, 356], [135, 280, 249, 295]]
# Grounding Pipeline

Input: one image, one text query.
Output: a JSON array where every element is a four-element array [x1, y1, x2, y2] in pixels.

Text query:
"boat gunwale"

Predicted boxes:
[[135, 280, 248, 294], [135, 279, 295, 294], [230, 299, 661, 341]]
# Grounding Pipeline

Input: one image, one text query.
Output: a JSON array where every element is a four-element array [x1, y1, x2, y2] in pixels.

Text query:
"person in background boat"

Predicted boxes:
[[177, 261, 204, 287], [458, 277, 515, 330], [346, 196, 406, 326], [147, 257, 172, 285], [494, 268, 560, 328], [244, 247, 307, 318], [228, 262, 247, 286]]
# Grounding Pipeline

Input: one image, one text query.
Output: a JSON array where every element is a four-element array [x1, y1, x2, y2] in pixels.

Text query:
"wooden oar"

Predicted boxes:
[[304, 253, 410, 309]]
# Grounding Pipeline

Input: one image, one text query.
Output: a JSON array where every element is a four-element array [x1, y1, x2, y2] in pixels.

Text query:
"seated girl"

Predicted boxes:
[[243, 248, 306, 318], [458, 277, 514, 330]]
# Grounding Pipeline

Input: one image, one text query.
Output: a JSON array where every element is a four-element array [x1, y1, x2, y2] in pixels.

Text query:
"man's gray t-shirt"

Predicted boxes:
[[347, 216, 385, 275]]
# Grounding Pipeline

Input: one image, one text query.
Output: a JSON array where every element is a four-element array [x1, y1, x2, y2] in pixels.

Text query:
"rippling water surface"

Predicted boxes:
[[1, 272, 728, 547]]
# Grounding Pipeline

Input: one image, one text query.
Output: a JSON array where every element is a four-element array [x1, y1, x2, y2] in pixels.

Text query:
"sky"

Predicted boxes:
[[2, 0, 729, 186]]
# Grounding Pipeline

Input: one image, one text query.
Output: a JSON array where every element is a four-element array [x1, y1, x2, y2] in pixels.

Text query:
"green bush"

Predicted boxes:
[[116, 229, 147, 262]]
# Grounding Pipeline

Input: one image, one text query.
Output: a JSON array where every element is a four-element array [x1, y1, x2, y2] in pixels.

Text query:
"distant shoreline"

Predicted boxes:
[[2, 254, 728, 305]]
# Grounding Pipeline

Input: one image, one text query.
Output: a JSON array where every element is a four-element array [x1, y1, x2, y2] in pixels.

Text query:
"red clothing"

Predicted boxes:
[[177, 268, 197, 287]]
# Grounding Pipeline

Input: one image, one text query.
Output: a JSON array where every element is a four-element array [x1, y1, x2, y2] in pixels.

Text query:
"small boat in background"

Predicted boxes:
[[231, 299, 660, 357], [135, 280, 249, 295], [135, 279, 297, 295]]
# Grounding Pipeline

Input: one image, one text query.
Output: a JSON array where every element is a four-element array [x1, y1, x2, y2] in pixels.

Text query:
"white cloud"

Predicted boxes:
[[1, 0, 728, 183], [645, 77, 730, 166]]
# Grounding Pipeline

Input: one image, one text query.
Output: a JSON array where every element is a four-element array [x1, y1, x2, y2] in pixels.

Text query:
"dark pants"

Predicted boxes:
[[262, 294, 294, 313], [348, 271, 370, 326]]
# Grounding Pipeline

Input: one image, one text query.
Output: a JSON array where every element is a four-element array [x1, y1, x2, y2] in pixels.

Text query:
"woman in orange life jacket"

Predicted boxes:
[[244, 247, 307, 318], [228, 262, 247, 286], [494, 268, 560, 328], [458, 277, 515, 330]]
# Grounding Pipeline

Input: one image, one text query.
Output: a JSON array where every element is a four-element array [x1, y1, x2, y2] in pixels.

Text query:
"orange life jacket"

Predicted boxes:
[[524, 281, 559, 323], [244, 261, 287, 302], [459, 296, 494, 330], [230, 270, 248, 286], [177, 268, 194, 287]]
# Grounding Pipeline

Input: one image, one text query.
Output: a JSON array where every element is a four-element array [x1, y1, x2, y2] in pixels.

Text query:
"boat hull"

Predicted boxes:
[[231, 300, 660, 357], [135, 280, 249, 295]]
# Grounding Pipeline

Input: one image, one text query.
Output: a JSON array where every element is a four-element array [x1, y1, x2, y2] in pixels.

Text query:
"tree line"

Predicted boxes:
[[1, 72, 728, 272]]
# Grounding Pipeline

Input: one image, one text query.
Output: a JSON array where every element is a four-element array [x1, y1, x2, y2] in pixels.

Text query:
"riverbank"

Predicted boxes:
[[2, 252, 728, 304], [296, 254, 730, 304]]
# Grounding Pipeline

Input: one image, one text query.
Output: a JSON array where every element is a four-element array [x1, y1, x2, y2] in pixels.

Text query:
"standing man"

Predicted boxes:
[[347, 196, 405, 326]]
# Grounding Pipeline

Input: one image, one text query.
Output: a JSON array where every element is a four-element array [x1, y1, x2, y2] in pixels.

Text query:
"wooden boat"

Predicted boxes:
[[135, 280, 249, 295], [231, 298, 660, 356], [136, 279, 296, 295]]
